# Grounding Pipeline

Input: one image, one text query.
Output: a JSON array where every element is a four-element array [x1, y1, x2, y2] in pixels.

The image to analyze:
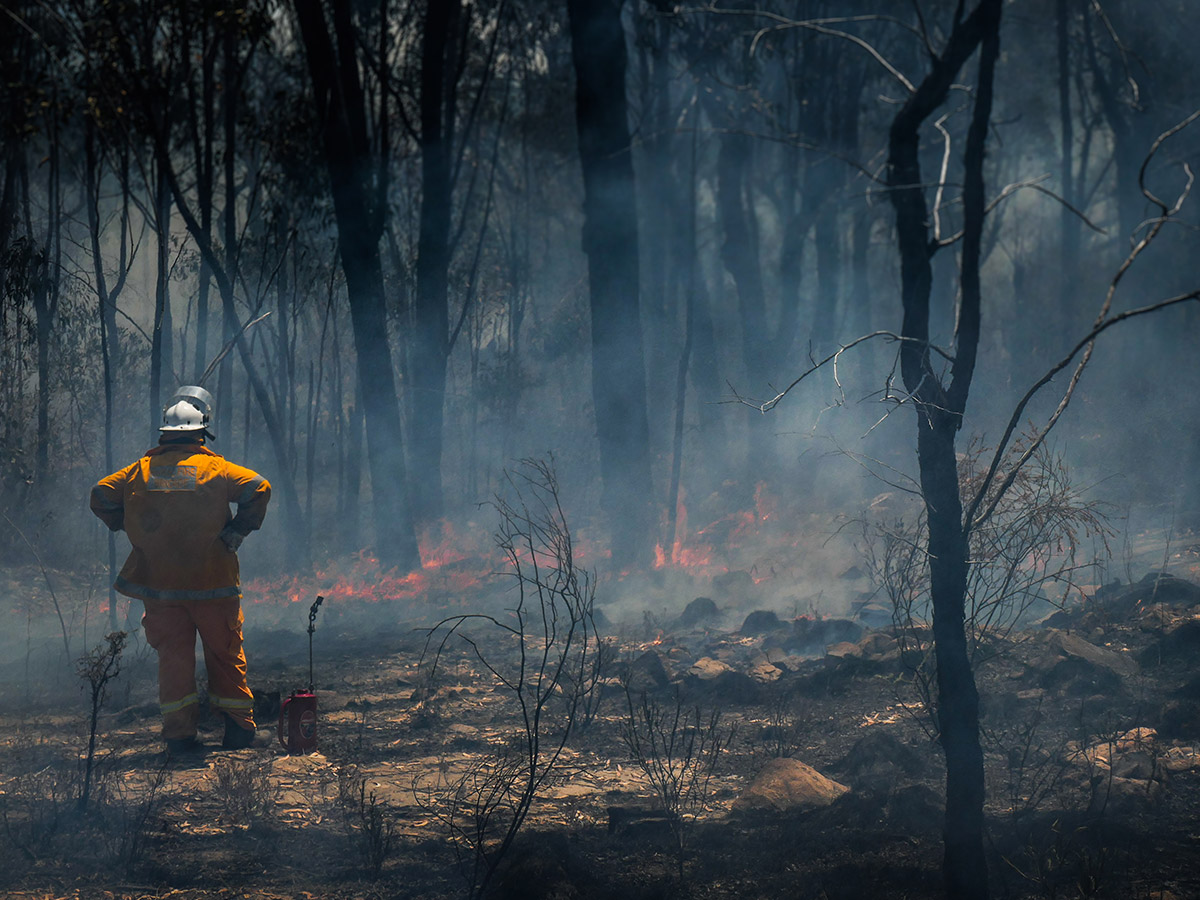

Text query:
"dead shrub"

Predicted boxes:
[[0, 760, 167, 880], [420, 457, 601, 900], [621, 686, 737, 878], [212, 757, 280, 824], [861, 439, 1110, 733], [335, 765, 396, 879], [92, 764, 169, 875], [0, 762, 80, 867]]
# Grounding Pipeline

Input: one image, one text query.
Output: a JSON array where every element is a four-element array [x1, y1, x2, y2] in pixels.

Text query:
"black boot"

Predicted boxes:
[[221, 712, 256, 749]]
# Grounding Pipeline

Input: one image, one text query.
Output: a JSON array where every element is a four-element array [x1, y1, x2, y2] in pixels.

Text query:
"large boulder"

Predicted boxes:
[[678, 596, 720, 627], [1036, 630, 1137, 694], [741, 609, 788, 635], [1089, 573, 1200, 620], [1051, 631, 1138, 677], [792, 617, 863, 655], [626, 650, 671, 692], [687, 656, 733, 680], [835, 730, 926, 793], [733, 758, 849, 813]]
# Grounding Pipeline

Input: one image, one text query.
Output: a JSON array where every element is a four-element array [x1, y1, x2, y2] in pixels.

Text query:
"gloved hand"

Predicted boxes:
[[219, 524, 245, 552]]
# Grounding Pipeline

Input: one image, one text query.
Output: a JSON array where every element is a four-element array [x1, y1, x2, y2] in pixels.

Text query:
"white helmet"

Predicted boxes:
[[160, 385, 215, 437]]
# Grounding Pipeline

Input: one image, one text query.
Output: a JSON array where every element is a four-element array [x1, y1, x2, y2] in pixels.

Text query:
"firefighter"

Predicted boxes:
[[90, 386, 271, 756]]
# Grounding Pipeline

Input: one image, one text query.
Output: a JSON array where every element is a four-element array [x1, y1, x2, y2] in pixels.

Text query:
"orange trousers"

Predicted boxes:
[[141, 595, 255, 740]]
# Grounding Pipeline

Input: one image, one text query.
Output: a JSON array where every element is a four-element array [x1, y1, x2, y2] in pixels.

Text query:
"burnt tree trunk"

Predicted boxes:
[[293, 0, 420, 570], [566, 0, 654, 570], [87, 119, 131, 629], [188, 17, 217, 382], [32, 110, 59, 486], [410, 0, 461, 524], [149, 161, 174, 434], [887, 2, 1002, 898]]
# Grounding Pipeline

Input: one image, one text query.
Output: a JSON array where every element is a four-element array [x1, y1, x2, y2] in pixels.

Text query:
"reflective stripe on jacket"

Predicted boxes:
[[90, 442, 271, 601]]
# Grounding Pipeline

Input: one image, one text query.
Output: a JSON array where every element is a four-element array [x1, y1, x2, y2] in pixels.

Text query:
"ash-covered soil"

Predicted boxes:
[[2, 550, 1200, 900]]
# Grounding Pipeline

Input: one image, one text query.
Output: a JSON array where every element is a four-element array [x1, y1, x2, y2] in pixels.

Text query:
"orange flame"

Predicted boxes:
[[244, 521, 496, 606]]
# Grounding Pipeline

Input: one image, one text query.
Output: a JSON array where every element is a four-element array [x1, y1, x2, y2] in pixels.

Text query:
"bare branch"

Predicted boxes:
[[932, 114, 953, 243], [726, 331, 955, 413], [967, 288, 1200, 533], [680, 6, 918, 93], [965, 109, 1200, 530]]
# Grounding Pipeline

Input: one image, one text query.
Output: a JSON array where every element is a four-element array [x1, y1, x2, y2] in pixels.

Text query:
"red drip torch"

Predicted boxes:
[[279, 594, 323, 754]]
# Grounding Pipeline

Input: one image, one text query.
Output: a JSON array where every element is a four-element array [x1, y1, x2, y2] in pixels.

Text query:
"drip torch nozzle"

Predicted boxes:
[[308, 595, 324, 692]]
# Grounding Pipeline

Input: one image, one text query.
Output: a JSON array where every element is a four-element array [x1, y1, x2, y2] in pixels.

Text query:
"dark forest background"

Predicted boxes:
[[1, 0, 1198, 602]]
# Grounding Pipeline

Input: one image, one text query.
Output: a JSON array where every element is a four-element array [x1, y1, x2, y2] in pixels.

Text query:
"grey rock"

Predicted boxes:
[[734, 758, 849, 813]]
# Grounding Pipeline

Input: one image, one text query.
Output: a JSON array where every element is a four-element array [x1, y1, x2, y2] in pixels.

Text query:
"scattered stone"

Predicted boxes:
[[679, 596, 720, 627], [688, 656, 734, 680], [733, 758, 849, 813], [1051, 631, 1138, 677], [857, 631, 899, 659], [1135, 572, 1200, 607], [748, 659, 783, 683], [852, 595, 893, 629], [835, 731, 925, 793], [1090, 573, 1200, 620], [1112, 750, 1159, 781], [825, 641, 861, 660], [1160, 745, 1200, 773], [1040, 656, 1123, 696], [741, 609, 787, 635], [1094, 773, 1166, 815], [626, 650, 671, 692]]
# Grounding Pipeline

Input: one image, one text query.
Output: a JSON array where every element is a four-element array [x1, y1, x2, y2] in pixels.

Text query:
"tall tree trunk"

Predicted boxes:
[[33, 110, 59, 486], [887, 2, 1002, 898], [190, 24, 217, 381], [293, 0, 420, 570], [150, 162, 174, 433], [411, 0, 460, 524], [637, 8, 675, 441], [87, 120, 129, 630], [713, 129, 768, 386], [566, 0, 655, 571], [1082, 6, 1146, 246], [1056, 0, 1080, 323], [666, 113, 700, 555], [216, 17, 240, 443]]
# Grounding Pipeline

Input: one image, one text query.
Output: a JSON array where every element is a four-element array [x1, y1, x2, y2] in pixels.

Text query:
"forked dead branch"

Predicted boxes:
[[418, 457, 602, 899]]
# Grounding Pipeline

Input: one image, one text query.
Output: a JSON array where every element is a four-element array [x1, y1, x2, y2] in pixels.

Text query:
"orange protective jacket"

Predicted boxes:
[[90, 441, 271, 601]]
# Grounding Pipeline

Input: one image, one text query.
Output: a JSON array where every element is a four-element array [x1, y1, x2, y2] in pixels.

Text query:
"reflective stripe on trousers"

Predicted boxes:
[[142, 595, 255, 740]]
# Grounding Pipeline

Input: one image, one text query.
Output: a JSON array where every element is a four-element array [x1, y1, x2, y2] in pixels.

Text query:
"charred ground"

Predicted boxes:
[[1, 533, 1199, 900]]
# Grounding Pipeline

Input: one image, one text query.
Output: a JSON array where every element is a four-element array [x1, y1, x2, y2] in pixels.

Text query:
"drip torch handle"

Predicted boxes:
[[308, 595, 324, 692], [308, 595, 324, 634]]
